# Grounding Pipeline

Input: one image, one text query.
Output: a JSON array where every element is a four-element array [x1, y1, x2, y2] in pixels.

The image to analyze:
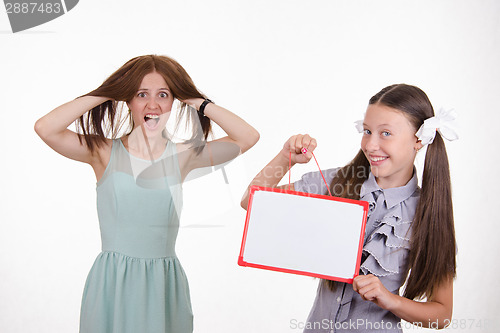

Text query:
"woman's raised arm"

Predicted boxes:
[[187, 98, 259, 153], [34, 96, 110, 165], [178, 98, 260, 176]]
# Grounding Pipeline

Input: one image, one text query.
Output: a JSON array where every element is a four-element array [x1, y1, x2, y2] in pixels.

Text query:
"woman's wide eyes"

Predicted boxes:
[[382, 131, 391, 137], [363, 129, 371, 135], [136, 92, 169, 98]]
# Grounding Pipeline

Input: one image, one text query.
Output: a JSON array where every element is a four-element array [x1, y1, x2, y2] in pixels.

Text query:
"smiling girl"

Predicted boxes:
[[35, 55, 259, 333], [241, 84, 457, 332]]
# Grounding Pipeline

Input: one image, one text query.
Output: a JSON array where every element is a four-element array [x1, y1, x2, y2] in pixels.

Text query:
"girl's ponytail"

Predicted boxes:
[[403, 132, 456, 300]]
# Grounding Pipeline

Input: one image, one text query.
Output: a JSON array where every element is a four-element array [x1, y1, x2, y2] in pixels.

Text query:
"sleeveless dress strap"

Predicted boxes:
[[96, 139, 118, 187]]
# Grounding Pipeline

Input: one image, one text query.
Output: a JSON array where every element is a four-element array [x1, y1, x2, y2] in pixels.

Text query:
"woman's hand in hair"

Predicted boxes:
[[181, 98, 204, 110], [282, 134, 317, 166], [181, 98, 259, 154], [353, 274, 398, 311]]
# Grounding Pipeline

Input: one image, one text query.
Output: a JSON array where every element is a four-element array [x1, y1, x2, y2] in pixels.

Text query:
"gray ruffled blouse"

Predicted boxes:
[[294, 168, 420, 333]]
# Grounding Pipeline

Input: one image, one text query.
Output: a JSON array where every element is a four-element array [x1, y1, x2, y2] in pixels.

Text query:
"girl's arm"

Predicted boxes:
[[353, 274, 453, 329], [34, 96, 111, 168], [240, 134, 317, 210]]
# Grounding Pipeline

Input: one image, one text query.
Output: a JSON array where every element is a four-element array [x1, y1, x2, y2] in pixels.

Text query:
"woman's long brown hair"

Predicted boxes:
[[324, 84, 456, 300], [77, 55, 212, 153]]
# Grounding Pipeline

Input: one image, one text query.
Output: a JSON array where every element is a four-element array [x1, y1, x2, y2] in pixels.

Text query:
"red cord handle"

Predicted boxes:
[[289, 148, 333, 196]]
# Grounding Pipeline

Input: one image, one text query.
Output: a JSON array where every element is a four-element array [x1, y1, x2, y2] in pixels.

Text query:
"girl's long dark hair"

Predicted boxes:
[[77, 55, 212, 153], [324, 84, 456, 300]]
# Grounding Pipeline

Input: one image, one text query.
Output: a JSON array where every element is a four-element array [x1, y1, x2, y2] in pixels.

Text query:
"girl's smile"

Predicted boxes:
[[367, 154, 389, 165], [361, 103, 422, 189]]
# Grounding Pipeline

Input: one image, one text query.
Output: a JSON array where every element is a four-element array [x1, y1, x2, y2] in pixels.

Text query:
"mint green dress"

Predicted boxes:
[[79, 139, 193, 333]]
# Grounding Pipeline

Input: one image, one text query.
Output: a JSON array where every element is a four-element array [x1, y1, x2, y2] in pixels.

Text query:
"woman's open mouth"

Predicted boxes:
[[144, 113, 160, 130]]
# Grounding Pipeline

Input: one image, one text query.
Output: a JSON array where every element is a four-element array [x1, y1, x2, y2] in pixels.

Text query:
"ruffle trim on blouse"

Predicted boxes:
[[360, 205, 413, 277]]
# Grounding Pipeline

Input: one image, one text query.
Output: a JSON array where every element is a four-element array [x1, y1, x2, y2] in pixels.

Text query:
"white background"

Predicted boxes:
[[1, 0, 499, 332]]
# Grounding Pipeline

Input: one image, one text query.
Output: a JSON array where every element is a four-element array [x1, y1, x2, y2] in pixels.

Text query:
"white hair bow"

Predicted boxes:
[[415, 108, 459, 145], [354, 120, 364, 133]]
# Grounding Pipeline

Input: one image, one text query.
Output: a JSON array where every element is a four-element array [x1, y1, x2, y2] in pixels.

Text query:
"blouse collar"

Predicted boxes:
[[359, 169, 419, 209]]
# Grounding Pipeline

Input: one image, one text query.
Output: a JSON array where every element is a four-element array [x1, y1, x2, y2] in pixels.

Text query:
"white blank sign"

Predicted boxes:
[[239, 186, 368, 283]]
